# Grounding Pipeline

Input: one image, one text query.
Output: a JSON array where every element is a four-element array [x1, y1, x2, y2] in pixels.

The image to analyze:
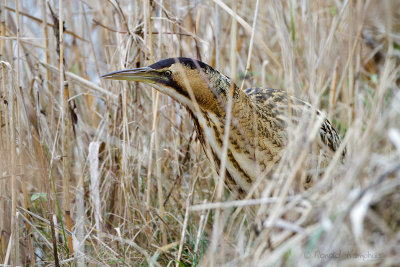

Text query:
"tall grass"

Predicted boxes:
[[0, 0, 399, 266]]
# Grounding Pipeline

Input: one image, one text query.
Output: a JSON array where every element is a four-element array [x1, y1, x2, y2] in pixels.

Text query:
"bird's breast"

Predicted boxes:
[[199, 111, 284, 196], [202, 112, 252, 191]]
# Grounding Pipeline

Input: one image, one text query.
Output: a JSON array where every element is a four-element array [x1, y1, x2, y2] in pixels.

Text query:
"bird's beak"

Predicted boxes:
[[101, 67, 160, 83]]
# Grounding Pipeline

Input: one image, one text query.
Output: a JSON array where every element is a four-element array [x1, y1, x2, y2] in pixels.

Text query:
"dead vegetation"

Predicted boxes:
[[0, 0, 399, 266]]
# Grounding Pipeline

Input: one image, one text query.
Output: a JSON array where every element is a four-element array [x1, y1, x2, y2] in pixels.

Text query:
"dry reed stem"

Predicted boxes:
[[0, 0, 399, 265], [10, 0, 19, 264]]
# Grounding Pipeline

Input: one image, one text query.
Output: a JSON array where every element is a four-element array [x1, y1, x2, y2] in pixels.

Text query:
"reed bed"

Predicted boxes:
[[0, 0, 399, 266]]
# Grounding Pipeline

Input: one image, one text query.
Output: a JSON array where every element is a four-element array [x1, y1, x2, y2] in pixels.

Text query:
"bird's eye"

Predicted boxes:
[[164, 70, 172, 77]]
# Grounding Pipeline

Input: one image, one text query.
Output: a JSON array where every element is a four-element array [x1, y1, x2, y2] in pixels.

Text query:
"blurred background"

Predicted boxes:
[[0, 0, 399, 266]]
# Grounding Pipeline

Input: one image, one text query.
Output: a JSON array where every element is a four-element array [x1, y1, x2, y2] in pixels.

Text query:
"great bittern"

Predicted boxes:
[[102, 58, 342, 199]]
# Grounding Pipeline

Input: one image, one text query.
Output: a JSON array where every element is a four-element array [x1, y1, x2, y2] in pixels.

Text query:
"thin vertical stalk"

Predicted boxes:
[[144, 0, 160, 237], [21, 176, 36, 265], [10, 1, 20, 264], [42, 0, 51, 91], [209, 2, 237, 266], [41, 0, 52, 217], [239, 0, 260, 91], [347, 0, 354, 125], [50, 214, 60, 267], [176, 176, 197, 267], [0, 4, 4, 148], [59, 0, 73, 256], [155, 0, 168, 246], [214, 2, 220, 69]]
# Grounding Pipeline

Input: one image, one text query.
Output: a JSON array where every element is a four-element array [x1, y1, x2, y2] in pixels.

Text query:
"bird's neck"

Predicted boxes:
[[213, 82, 257, 125], [190, 83, 260, 199], [206, 72, 255, 118], [197, 77, 260, 147]]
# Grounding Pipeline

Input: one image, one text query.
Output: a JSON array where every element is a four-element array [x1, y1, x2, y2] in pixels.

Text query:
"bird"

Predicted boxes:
[[102, 57, 343, 199]]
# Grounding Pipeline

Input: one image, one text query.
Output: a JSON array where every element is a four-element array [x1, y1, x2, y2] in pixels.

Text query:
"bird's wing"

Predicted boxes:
[[244, 87, 343, 154]]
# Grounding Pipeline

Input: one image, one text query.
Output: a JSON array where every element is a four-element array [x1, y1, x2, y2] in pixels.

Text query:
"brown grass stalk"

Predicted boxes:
[[1, 0, 399, 265]]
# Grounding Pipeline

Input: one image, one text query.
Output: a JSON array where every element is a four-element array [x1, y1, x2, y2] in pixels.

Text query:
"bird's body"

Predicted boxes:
[[102, 57, 342, 199]]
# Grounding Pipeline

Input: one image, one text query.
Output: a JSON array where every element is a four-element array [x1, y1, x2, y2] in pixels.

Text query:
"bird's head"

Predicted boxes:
[[102, 57, 236, 113]]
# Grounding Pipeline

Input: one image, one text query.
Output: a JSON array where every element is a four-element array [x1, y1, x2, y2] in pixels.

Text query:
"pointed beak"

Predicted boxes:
[[101, 67, 161, 83]]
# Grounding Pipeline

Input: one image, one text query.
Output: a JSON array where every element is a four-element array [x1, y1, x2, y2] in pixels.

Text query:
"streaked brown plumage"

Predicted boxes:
[[102, 57, 343, 199]]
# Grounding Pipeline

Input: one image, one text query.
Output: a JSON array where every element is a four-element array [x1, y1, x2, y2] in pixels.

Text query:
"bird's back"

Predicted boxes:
[[199, 86, 343, 198], [244, 87, 342, 154]]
